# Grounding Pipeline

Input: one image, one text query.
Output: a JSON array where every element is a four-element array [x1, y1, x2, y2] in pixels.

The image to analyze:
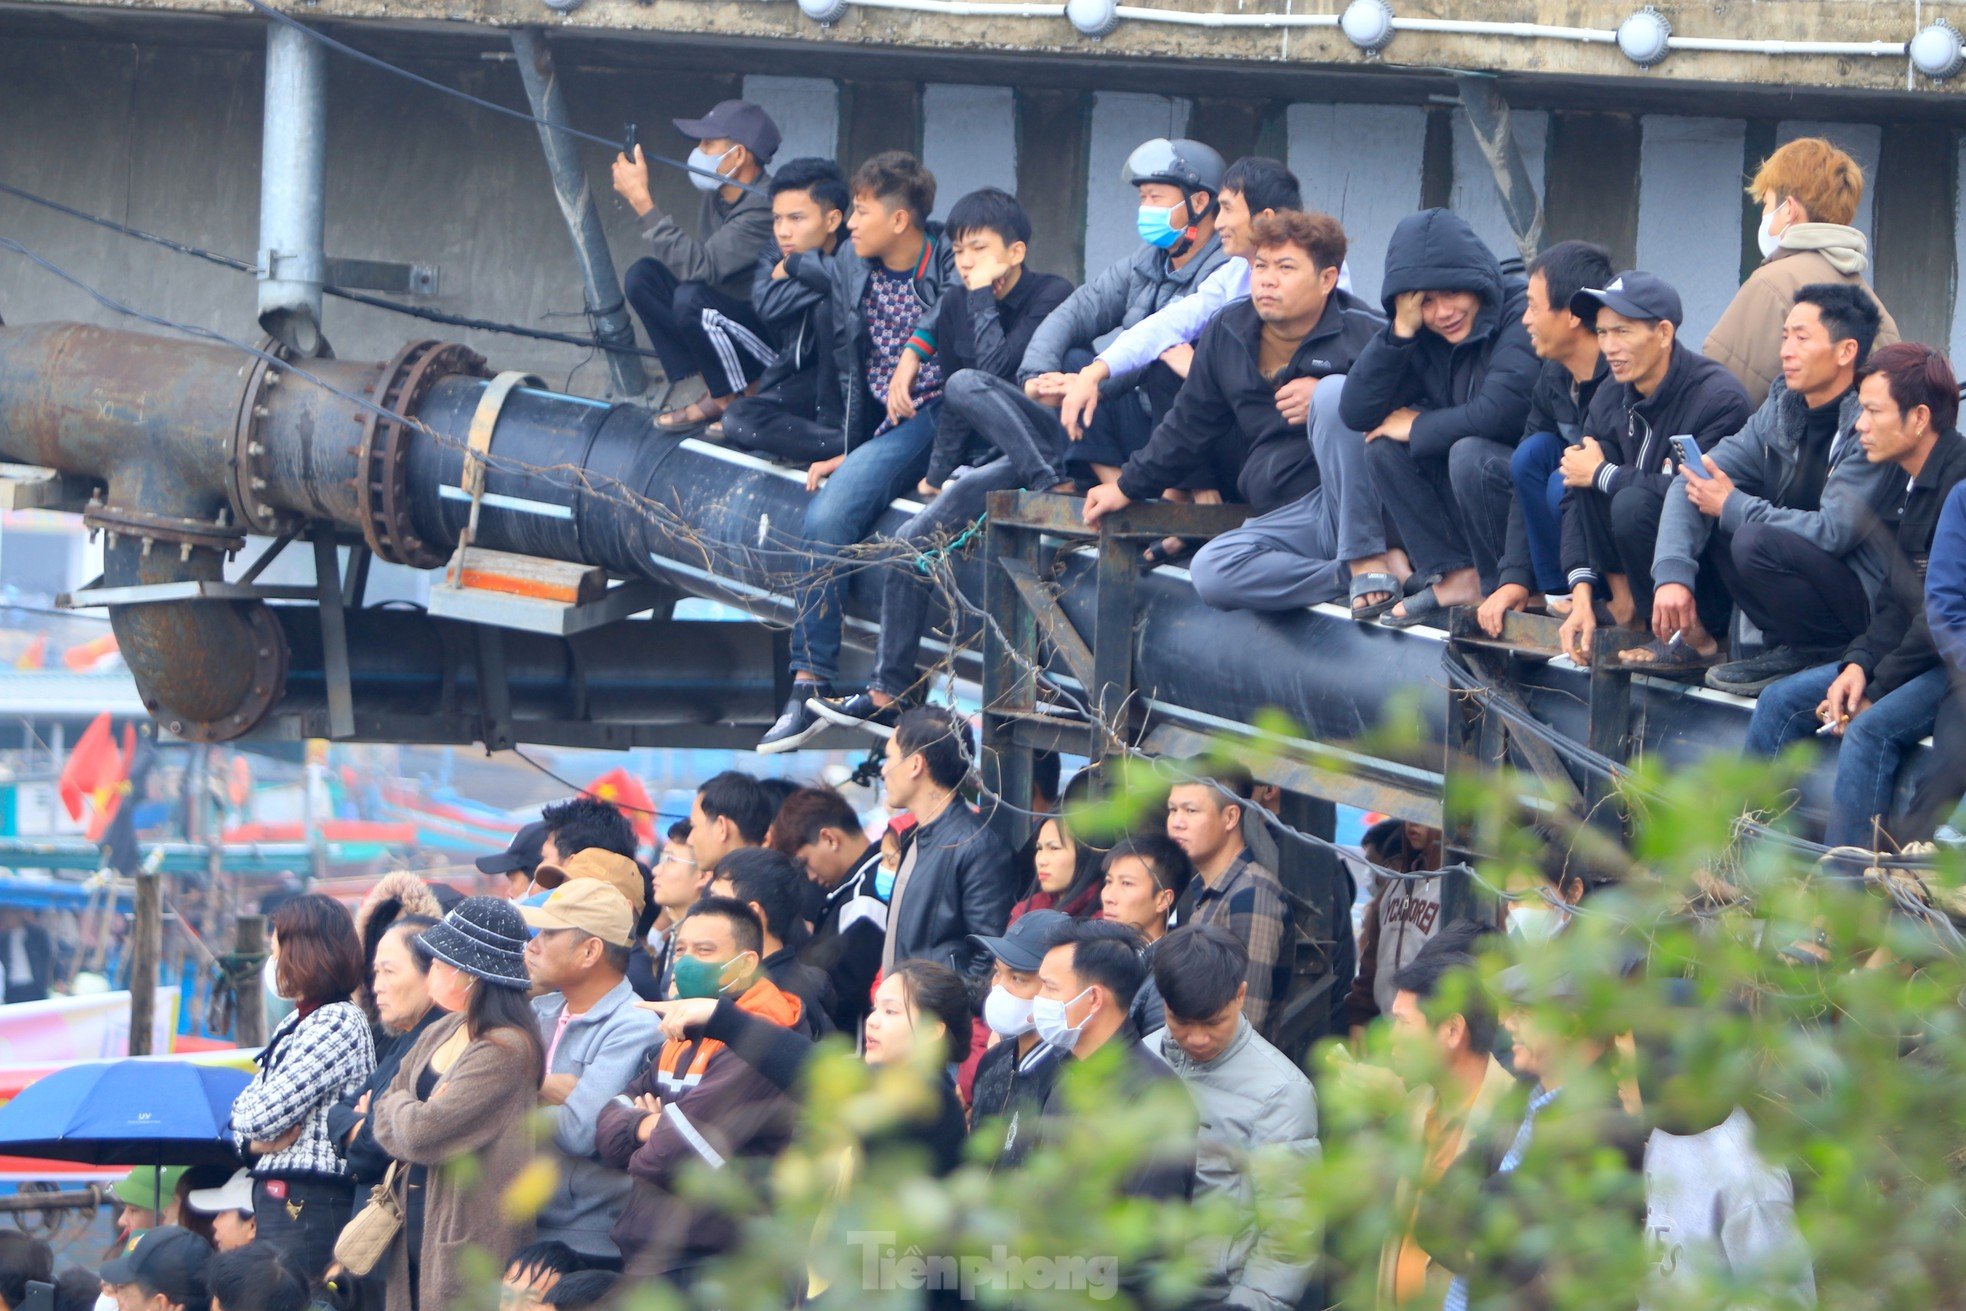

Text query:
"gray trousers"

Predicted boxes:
[[1189, 376, 1388, 612]]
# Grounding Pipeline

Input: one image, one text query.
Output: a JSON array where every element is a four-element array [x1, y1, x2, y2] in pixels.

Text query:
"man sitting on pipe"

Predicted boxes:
[[613, 99, 779, 429]]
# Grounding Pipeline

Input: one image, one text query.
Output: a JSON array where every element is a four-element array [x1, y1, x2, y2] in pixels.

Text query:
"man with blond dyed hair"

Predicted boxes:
[[1704, 136, 1899, 407]]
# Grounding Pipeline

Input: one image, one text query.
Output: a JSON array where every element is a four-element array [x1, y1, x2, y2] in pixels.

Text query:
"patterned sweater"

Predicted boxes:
[[230, 1001, 375, 1179]]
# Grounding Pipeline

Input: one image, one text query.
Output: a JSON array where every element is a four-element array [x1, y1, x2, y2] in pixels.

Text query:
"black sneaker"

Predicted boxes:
[[757, 687, 833, 754], [807, 691, 904, 738], [1704, 645, 1826, 695]]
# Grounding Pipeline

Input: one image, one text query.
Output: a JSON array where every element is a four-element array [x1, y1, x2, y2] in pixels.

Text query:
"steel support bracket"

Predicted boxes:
[[324, 257, 440, 297], [59, 579, 317, 609], [311, 533, 357, 740]]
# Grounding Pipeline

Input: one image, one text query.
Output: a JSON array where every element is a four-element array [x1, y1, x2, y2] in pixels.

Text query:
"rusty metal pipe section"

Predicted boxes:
[[0, 323, 489, 740]]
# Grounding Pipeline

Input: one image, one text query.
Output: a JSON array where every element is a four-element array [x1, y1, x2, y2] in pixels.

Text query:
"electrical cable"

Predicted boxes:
[[0, 177, 668, 357], [233, 0, 767, 197], [510, 744, 663, 816]]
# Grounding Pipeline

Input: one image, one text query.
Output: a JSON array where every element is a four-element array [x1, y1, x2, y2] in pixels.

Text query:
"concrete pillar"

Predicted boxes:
[[743, 75, 840, 167], [1286, 102, 1427, 306], [257, 21, 328, 357], [840, 80, 922, 172], [1544, 112, 1641, 268], [1421, 108, 1454, 211], [1870, 122, 1959, 348], [1739, 121, 1778, 283], [1637, 116, 1749, 343], [1955, 134, 1966, 364], [1014, 88, 1089, 280], [923, 83, 1017, 203]]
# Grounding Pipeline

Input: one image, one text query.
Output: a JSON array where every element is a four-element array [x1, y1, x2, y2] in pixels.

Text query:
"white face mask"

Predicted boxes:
[[982, 984, 1036, 1038], [688, 144, 736, 193], [1508, 902, 1571, 943], [1756, 201, 1789, 260], [1032, 986, 1093, 1052]]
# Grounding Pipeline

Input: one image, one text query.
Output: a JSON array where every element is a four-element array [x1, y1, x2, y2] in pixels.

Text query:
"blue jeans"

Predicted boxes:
[[1511, 431, 1567, 594], [1746, 662, 1951, 848], [789, 405, 941, 684]]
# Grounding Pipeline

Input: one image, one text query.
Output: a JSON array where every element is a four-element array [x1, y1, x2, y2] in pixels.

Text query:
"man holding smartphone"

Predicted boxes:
[[1554, 272, 1752, 666], [1653, 283, 1892, 693]]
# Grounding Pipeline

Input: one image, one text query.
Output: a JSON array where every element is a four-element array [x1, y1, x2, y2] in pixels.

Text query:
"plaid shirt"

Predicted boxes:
[[230, 1001, 375, 1179], [1175, 849, 1290, 1040]]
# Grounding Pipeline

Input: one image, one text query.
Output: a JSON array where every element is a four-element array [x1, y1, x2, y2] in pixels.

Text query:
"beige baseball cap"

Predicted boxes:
[[533, 847, 646, 916], [519, 877, 636, 948]]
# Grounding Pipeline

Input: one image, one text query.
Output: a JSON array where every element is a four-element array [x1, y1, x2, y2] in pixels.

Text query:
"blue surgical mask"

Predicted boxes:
[[1136, 205, 1184, 250], [688, 144, 736, 193]]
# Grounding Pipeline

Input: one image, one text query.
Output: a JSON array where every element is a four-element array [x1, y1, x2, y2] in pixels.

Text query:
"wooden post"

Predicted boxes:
[[127, 872, 160, 1057], [233, 914, 267, 1048]]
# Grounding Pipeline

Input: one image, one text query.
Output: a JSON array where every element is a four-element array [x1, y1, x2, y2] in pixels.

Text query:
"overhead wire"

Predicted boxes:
[[0, 178, 669, 357], [232, 0, 767, 197]]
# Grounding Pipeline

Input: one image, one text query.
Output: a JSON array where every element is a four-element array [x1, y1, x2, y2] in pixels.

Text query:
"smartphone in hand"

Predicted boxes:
[[1670, 434, 1707, 477]]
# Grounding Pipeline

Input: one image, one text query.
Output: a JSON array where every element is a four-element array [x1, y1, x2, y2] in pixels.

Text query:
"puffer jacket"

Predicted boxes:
[[1653, 380, 1898, 598], [1703, 224, 1901, 408], [783, 225, 956, 452], [1337, 208, 1538, 460], [1020, 233, 1229, 395], [595, 976, 806, 1276], [1154, 1018, 1320, 1311]]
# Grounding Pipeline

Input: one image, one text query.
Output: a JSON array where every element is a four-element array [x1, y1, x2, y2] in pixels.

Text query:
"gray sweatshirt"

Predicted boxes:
[[1641, 1106, 1815, 1309]]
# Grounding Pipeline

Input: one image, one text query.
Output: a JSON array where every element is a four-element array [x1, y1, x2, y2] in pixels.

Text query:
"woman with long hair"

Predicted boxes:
[[368, 897, 544, 1311], [1011, 817, 1103, 922], [228, 893, 376, 1283]]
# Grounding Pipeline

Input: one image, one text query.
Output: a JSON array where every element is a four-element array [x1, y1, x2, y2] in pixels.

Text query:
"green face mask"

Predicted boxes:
[[672, 952, 746, 1000]]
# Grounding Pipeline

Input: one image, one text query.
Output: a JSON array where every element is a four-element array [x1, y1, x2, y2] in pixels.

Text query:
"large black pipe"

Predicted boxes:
[[0, 323, 1762, 778]]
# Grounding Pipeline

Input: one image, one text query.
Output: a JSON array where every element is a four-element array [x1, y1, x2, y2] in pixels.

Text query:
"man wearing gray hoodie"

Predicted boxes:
[[1703, 136, 1899, 410]]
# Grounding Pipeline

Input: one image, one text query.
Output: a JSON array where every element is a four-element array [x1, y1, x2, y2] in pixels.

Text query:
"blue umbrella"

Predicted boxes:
[[0, 1060, 250, 1166]]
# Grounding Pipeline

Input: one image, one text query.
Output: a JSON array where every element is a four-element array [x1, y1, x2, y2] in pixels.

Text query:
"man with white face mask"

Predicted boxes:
[[967, 909, 1074, 1159], [1703, 136, 1899, 409], [1031, 920, 1196, 1199], [612, 100, 780, 425]]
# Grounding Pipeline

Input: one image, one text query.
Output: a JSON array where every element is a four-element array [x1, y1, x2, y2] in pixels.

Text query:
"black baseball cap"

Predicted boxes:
[[101, 1225, 210, 1299], [1570, 270, 1683, 328], [672, 100, 782, 164], [475, 820, 549, 878], [970, 909, 1074, 973]]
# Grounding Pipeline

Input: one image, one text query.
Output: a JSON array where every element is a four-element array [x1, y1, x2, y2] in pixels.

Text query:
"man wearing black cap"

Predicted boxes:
[[476, 819, 549, 899], [969, 908, 1075, 1158], [99, 1225, 211, 1311], [1554, 271, 1752, 669], [612, 99, 780, 427]]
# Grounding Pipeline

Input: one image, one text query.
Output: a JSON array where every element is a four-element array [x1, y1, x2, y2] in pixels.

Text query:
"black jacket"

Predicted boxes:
[[783, 226, 957, 451], [887, 802, 1017, 987], [761, 944, 837, 1039], [1843, 429, 1966, 698], [1116, 291, 1384, 512], [751, 239, 846, 429], [799, 848, 888, 1033], [328, 1004, 445, 1188], [1338, 208, 1539, 460], [921, 271, 1076, 485], [1559, 341, 1753, 587], [1495, 355, 1609, 591]]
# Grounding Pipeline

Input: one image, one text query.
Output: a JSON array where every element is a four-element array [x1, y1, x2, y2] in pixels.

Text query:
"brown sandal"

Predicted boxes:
[[656, 396, 729, 433]]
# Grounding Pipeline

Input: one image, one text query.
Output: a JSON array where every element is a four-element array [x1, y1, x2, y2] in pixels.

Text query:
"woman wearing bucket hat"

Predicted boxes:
[[368, 897, 545, 1311]]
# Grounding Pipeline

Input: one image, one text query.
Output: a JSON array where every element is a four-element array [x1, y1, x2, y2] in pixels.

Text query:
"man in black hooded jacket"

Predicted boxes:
[[1340, 208, 1539, 627], [1082, 210, 1389, 613]]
